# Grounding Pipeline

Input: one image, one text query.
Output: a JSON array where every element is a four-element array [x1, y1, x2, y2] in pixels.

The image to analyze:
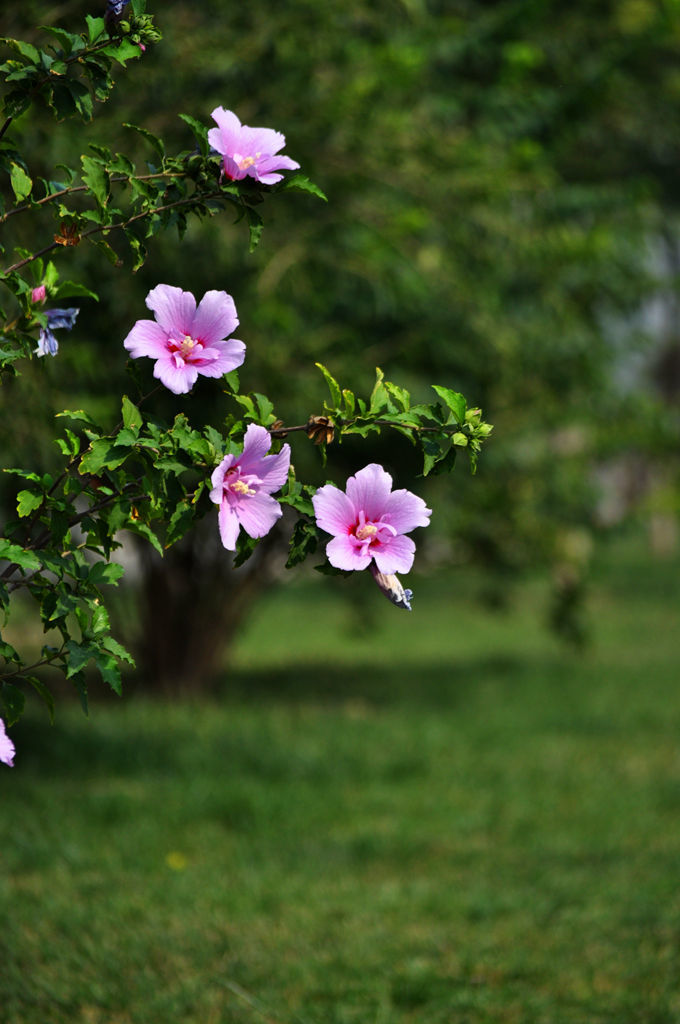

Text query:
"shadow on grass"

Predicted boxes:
[[9, 649, 578, 781]]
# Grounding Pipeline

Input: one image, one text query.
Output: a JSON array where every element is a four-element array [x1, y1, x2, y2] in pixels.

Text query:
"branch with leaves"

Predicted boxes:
[[0, 2, 492, 764]]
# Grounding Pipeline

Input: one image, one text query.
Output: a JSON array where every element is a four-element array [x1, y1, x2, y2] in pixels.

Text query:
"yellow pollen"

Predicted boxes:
[[179, 334, 195, 357], [232, 480, 255, 496], [238, 155, 258, 170], [356, 523, 378, 541]]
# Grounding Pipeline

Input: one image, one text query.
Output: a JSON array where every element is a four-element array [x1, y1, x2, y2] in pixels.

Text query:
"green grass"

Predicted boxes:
[[2, 536, 680, 1023]]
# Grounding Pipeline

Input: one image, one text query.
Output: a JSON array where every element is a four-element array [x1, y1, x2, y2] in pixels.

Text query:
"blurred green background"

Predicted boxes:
[[2, 0, 679, 685], [2, 1, 680, 1019]]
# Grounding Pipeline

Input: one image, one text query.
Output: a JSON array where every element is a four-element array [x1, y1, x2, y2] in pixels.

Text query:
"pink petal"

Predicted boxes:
[[312, 484, 357, 536], [0, 718, 15, 767], [242, 125, 287, 155], [146, 284, 196, 336], [236, 491, 282, 539], [123, 318, 169, 358], [191, 290, 239, 346], [210, 107, 243, 149], [257, 155, 300, 175], [220, 155, 245, 180], [193, 339, 246, 377], [383, 489, 432, 534], [153, 356, 198, 394], [251, 169, 285, 185], [255, 445, 290, 492], [326, 535, 372, 571], [210, 454, 236, 498], [237, 424, 274, 472], [371, 534, 416, 574], [345, 464, 393, 521], [218, 501, 240, 550]]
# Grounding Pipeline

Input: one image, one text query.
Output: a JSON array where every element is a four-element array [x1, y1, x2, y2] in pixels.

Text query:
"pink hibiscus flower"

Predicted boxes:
[[123, 284, 245, 395], [210, 424, 291, 550], [208, 107, 300, 185], [312, 464, 432, 576], [0, 718, 15, 767]]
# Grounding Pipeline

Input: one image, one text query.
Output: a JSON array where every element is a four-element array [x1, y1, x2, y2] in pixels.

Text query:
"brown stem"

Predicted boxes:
[[3, 190, 226, 275], [0, 172, 185, 225]]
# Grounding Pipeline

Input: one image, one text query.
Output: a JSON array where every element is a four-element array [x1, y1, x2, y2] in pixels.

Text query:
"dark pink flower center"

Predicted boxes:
[[224, 466, 259, 502], [168, 332, 204, 365], [351, 511, 397, 551]]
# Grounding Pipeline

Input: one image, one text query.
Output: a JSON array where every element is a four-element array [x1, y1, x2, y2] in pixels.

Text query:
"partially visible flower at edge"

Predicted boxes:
[[208, 107, 300, 185], [0, 718, 15, 767], [123, 284, 245, 395], [209, 424, 291, 551], [35, 307, 79, 358], [312, 463, 432, 610]]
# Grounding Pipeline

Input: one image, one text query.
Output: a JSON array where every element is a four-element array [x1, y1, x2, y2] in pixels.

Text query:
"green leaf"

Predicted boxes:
[[16, 489, 43, 517], [65, 640, 96, 678], [178, 113, 209, 155], [123, 122, 165, 159], [53, 280, 99, 301], [286, 518, 319, 568], [93, 651, 122, 695], [431, 386, 467, 424], [0, 682, 25, 725], [1, 38, 41, 63], [81, 155, 109, 208], [316, 362, 342, 408], [0, 539, 42, 573], [88, 561, 125, 587], [280, 174, 327, 201], [27, 674, 55, 722], [85, 15, 106, 44], [10, 161, 32, 201], [246, 207, 264, 253], [121, 395, 142, 434], [101, 636, 135, 666], [39, 26, 78, 55]]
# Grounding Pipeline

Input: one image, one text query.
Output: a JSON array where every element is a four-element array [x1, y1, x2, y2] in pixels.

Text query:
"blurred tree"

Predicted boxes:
[[2, 0, 678, 688]]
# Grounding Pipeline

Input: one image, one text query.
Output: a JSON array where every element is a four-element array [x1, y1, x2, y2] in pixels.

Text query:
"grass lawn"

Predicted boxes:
[[1, 534, 680, 1023]]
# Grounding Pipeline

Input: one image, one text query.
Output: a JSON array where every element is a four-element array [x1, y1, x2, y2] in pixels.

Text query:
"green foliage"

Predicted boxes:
[[0, 6, 488, 726]]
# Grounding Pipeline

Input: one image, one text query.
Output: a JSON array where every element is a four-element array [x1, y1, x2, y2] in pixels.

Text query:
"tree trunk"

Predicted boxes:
[[130, 517, 287, 695]]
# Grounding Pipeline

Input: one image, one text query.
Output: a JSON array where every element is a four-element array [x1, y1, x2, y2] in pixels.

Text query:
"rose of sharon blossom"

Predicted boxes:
[[210, 424, 291, 550], [313, 462, 431, 575], [123, 284, 245, 395], [0, 718, 15, 767], [35, 307, 79, 358], [208, 107, 300, 185]]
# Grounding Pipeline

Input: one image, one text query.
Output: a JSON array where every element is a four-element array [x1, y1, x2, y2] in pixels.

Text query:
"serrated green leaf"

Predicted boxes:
[[88, 561, 125, 586], [280, 174, 327, 201], [0, 682, 25, 726], [93, 651, 122, 695], [431, 386, 467, 424], [27, 674, 55, 722], [123, 122, 165, 159], [0, 539, 42, 573], [65, 639, 96, 678], [81, 155, 109, 208], [2, 38, 41, 63], [85, 15, 106, 44], [10, 161, 32, 201], [121, 394, 142, 434], [246, 207, 264, 252], [315, 362, 342, 408], [16, 489, 43, 517]]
